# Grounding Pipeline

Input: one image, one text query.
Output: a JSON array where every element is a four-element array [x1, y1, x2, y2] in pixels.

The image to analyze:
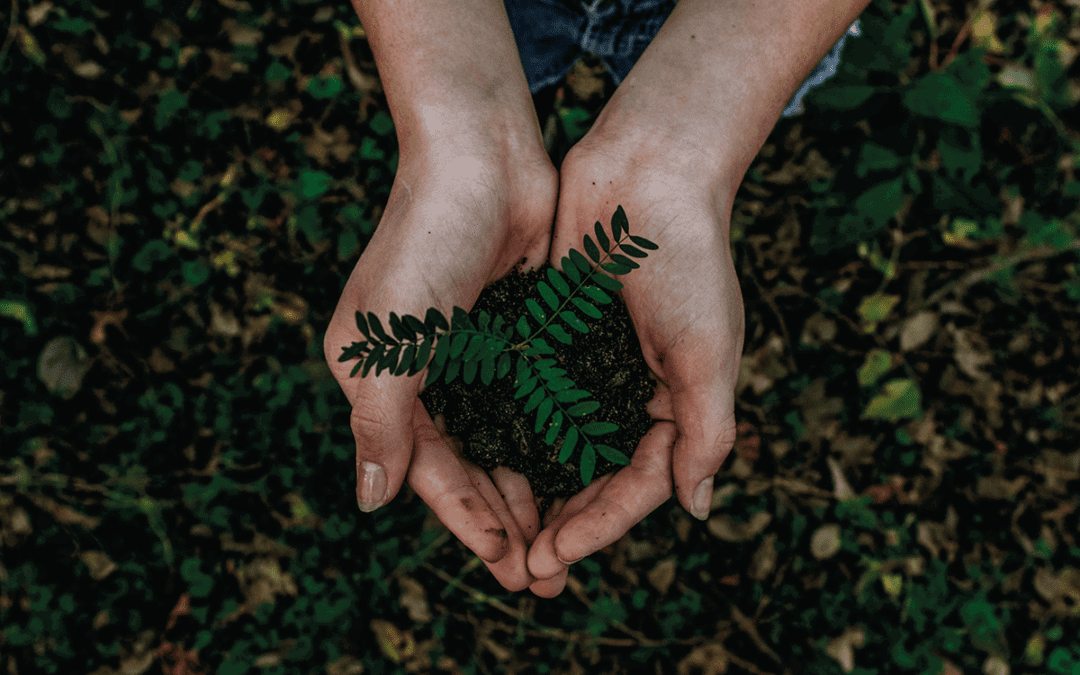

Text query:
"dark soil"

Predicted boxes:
[[419, 260, 655, 514]]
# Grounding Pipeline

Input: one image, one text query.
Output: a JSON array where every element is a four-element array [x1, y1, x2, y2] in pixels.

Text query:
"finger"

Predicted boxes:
[[541, 497, 567, 530], [532, 422, 677, 576], [462, 463, 535, 592], [526, 473, 614, 580], [529, 567, 569, 598], [490, 466, 540, 547], [646, 374, 673, 421], [431, 417, 536, 584], [408, 399, 510, 564], [666, 349, 739, 521], [348, 373, 420, 512]]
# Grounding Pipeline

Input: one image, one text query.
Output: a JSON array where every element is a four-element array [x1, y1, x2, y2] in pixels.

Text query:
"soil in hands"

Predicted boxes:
[[419, 260, 656, 516]]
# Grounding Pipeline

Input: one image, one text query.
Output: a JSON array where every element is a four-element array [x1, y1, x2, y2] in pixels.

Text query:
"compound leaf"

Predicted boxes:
[[580, 284, 612, 304], [534, 398, 553, 433], [612, 205, 629, 235], [611, 206, 625, 240], [559, 426, 579, 463], [547, 267, 570, 296], [449, 332, 468, 359], [581, 421, 618, 436], [434, 334, 451, 365], [580, 444, 596, 486], [524, 387, 545, 413], [546, 323, 572, 345], [462, 334, 484, 361], [601, 262, 633, 275], [583, 236, 601, 264], [596, 444, 630, 465], [424, 352, 445, 385], [531, 337, 556, 355], [394, 343, 416, 376], [545, 411, 563, 445], [451, 306, 473, 332], [410, 336, 434, 376], [403, 313, 428, 336], [376, 344, 400, 376], [367, 313, 392, 343], [425, 307, 449, 332], [547, 377, 573, 392], [554, 388, 590, 403], [526, 298, 547, 326], [462, 358, 478, 385], [567, 400, 600, 417], [537, 281, 559, 311], [480, 355, 495, 385], [571, 297, 602, 319], [560, 310, 588, 333], [514, 375, 537, 400], [590, 273, 623, 292], [355, 311, 371, 339], [444, 358, 460, 384], [561, 256, 582, 284], [389, 312, 413, 341], [594, 220, 610, 252]]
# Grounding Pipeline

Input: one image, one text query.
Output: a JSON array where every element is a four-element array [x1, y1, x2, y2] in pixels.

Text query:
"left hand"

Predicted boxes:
[[524, 116, 746, 597]]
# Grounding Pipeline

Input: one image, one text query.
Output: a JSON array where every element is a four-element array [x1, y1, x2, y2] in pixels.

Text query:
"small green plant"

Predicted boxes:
[[337, 205, 657, 487]]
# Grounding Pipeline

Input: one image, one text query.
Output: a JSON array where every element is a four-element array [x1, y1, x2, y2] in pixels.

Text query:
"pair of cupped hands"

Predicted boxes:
[[323, 113, 745, 597]]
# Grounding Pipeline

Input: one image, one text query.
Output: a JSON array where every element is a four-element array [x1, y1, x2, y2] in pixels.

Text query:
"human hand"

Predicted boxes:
[[525, 121, 745, 597], [323, 135, 559, 591]]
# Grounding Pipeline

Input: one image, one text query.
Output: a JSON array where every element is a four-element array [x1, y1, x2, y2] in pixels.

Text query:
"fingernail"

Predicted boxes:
[[358, 461, 387, 512], [691, 476, 714, 521], [557, 553, 582, 565]]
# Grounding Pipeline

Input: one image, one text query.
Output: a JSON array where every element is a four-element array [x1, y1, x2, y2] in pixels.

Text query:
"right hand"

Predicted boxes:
[[324, 135, 558, 591]]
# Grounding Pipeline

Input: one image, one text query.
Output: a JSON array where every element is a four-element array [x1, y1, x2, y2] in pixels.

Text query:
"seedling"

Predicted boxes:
[[338, 206, 657, 486]]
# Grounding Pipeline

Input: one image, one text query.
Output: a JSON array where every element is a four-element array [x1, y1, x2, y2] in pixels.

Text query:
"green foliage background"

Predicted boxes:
[[1, 0, 1079, 673]]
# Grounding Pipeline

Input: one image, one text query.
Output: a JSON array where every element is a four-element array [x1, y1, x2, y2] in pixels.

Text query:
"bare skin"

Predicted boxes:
[[331, 0, 873, 596]]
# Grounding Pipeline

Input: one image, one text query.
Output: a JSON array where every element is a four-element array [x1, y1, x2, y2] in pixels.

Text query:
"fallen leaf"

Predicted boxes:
[[38, 336, 93, 398], [811, 523, 842, 559]]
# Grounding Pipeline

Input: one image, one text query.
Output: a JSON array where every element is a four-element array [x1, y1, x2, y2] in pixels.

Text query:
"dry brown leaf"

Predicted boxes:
[[748, 533, 778, 581], [80, 550, 118, 580], [209, 301, 241, 338], [707, 512, 772, 542], [900, 311, 938, 351], [676, 644, 729, 675], [646, 556, 677, 594], [398, 576, 432, 623], [827, 456, 858, 501], [38, 336, 92, 398], [826, 626, 866, 673], [327, 655, 365, 675], [811, 523, 842, 559], [370, 619, 414, 663]]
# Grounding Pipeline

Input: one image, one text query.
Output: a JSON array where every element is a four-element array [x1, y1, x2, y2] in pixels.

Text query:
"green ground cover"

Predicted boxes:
[[2, 0, 1080, 673]]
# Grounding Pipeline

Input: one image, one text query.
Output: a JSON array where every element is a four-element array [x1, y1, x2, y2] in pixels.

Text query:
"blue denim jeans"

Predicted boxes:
[[505, 0, 862, 118]]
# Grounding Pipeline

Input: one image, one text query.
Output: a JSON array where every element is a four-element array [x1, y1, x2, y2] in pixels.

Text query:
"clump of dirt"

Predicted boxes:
[[419, 261, 655, 515]]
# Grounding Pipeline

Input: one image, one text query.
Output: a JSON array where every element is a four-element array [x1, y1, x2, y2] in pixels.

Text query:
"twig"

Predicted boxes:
[[937, 15, 972, 72], [745, 265, 799, 375], [0, 0, 16, 73], [421, 561, 704, 648], [918, 239, 1080, 312]]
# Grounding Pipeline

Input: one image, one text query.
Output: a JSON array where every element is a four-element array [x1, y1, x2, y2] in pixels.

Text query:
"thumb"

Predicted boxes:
[[667, 352, 739, 522], [348, 372, 419, 512]]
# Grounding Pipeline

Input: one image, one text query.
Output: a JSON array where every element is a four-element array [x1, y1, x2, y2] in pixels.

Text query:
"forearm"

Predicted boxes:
[[593, 0, 871, 197], [350, 0, 543, 156]]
